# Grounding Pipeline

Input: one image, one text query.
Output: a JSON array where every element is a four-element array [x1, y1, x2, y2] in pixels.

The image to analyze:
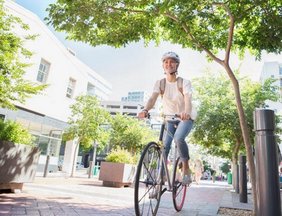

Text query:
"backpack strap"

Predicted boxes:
[[159, 78, 166, 97], [177, 77, 184, 96]]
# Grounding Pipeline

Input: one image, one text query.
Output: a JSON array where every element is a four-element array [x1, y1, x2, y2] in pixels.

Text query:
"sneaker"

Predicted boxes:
[[182, 173, 192, 186]]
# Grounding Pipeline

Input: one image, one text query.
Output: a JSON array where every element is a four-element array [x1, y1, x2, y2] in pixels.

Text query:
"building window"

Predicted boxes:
[[37, 59, 50, 83], [66, 78, 76, 98], [107, 105, 120, 109], [123, 105, 138, 109], [279, 67, 282, 75], [87, 83, 95, 96]]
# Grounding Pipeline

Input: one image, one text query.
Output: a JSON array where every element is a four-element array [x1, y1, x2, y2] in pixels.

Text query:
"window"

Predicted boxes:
[[123, 105, 138, 109], [87, 83, 95, 96], [37, 59, 50, 83], [107, 105, 120, 109], [66, 78, 76, 98], [279, 67, 282, 75]]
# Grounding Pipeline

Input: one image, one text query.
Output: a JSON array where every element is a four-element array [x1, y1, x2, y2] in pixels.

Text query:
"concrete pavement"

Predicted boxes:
[[0, 171, 266, 216]]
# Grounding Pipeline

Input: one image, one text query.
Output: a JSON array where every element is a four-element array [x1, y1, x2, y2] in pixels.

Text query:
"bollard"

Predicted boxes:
[[88, 161, 94, 178], [239, 155, 247, 203], [254, 109, 281, 216], [235, 164, 239, 194], [43, 155, 50, 178]]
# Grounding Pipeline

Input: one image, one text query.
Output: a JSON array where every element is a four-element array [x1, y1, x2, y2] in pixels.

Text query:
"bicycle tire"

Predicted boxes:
[[172, 157, 187, 211], [134, 142, 162, 216]]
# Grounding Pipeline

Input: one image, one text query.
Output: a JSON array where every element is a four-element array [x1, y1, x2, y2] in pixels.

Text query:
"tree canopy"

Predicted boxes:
[[191, 71, 279, 161], [46, 0, 282, 58], [63, 95, 111, 150], [0, 0, 45, 109], [109, 113, 156, 154]]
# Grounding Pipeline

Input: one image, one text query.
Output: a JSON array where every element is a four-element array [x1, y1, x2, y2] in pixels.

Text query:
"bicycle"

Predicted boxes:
[[134, 114, 188, 216]]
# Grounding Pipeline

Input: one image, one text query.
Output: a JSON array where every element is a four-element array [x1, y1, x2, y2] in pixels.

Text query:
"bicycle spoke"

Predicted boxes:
[[134, 142, 162, 216], [172, 157, 187, 211]]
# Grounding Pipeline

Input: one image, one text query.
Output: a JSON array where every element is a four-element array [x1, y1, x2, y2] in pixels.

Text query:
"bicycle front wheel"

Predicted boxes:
[[134, 142, 162, 216], [172, 157, 187, 211]]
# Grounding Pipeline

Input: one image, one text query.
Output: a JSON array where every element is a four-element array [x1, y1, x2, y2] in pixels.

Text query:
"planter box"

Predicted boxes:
[[0, 141, 41, 191], [99, 161, 136, 187]]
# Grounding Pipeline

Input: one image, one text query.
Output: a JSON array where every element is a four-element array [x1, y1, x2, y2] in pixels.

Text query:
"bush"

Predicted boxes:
[[105, 148, 135, 164], [0, 120, 33, 145]]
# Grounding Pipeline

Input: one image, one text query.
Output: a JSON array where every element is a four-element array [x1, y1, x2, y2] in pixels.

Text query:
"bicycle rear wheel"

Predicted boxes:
[[134, 142, 162, 216], [172, 157, 187, 211]]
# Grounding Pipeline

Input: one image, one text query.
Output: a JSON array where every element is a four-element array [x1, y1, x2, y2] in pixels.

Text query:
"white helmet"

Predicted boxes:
[[161, 51, 180, 63]]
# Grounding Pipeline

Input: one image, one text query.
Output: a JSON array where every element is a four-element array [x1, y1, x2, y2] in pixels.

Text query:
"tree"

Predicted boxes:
[[191, 71, 279, 173], [63, 95, 111, 177], [220, 161, 231, 176], [46, 1, 282, 212], [109, 113, 156, 154], [0, 0, 45, 109]]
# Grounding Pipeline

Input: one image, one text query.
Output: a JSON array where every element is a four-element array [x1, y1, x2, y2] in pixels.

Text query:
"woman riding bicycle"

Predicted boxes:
[[138, 51, 196, 185]]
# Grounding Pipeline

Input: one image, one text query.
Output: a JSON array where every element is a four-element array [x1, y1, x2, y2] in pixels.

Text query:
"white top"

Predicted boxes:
[[153, 78, 197, 120]]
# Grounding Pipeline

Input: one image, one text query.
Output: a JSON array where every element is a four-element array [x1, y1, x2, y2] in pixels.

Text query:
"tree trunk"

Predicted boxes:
[[223, 63, 257, 215]]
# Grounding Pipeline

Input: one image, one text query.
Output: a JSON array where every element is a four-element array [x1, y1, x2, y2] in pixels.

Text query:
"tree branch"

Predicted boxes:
[[213, 3, 235, 65], [107, 6, 149, 14], [164, 12, 224, 65]]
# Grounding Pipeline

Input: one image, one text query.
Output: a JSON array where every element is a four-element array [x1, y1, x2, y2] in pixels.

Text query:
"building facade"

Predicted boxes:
[[121, 91, 149, 103], [260, 61, 282, 113], [101, 101, 143, 117], [3, 1, 112, 173], [260, 61, 282, 162]]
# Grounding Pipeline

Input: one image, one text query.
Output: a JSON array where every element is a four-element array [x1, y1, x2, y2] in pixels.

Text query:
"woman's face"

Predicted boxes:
[[162, 58, 179, 75]]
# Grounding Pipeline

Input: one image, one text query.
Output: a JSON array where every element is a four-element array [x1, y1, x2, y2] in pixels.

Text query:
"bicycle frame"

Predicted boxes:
[[157, 120, 178, 192], [134, 114, 187, 215]]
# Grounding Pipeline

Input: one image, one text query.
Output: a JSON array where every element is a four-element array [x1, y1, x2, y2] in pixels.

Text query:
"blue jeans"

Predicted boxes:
[[163, 119, 193, 161]]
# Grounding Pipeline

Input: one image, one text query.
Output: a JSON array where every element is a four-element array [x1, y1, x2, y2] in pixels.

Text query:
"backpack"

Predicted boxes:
[[159, 77, 184, 97]]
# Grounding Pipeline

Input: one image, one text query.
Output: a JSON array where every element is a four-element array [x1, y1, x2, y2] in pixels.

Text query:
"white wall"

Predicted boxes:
[[260, 62, 282, 115], [5, 0, 112, 122]]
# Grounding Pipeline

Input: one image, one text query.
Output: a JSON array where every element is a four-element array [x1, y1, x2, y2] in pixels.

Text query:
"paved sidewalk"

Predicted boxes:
[[0, 172, 270, 216]]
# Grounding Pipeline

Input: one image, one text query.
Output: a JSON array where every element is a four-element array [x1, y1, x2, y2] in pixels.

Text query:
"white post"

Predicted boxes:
[[62, 138, 79, 176]]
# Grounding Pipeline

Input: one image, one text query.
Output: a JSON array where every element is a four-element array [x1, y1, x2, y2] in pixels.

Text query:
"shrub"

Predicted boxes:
[[105, 148, 135, 164], [0, 120, 33, 145]]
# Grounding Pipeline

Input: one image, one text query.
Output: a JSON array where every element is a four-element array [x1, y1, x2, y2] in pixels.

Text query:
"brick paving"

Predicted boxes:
[[0, 172, 278, 216]]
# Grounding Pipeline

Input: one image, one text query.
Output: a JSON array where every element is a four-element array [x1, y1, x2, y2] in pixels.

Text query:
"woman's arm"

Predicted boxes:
[[138, 92, 159, 118]]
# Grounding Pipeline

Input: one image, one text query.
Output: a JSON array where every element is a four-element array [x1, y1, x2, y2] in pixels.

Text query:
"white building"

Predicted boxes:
[[121, 91, 149, 103], [2, 1, 112, 174], [260, 61, 282, 114], [101, 101, 143, 117], [260, 61, 282, 158]]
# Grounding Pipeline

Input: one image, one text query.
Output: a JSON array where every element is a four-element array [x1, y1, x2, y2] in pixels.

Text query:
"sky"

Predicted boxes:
[[15, 0, 282, 101]]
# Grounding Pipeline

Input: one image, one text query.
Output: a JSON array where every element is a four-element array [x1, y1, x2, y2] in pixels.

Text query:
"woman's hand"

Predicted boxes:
[[137, 110, 148, 119], [180, 112, 191, 120]]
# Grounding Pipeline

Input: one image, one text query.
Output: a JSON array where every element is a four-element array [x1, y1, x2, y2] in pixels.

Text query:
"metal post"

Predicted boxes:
[[239, 155, 247, 203], [43, 155, 50, 178], [88, 161, 93, 178], [235, 164, 239, 193], [254, 109, 281, 216], [88, 141, 98, 178]]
